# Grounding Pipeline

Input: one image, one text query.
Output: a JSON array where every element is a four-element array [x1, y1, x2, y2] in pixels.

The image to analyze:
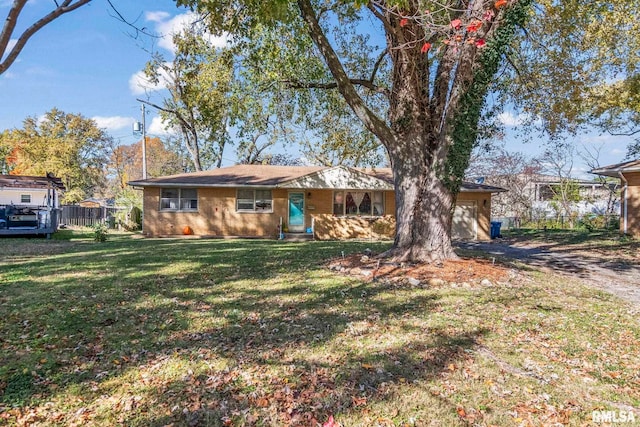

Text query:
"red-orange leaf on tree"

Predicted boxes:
[[467, 20, 483, 32], [400, 18, 408, 27], [421, 42, 431, 53], [483, 9, 496, 21], [450, 19, 462, 29], [475, 38, 486, 47], [495, 0, 508, 8]]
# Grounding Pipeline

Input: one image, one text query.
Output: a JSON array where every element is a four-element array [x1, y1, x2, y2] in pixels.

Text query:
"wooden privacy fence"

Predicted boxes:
[[59, 205, 120, 228]]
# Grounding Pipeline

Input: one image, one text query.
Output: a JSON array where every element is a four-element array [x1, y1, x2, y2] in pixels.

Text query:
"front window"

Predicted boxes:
[[237, 189, 273, 212], [335, 191, 383, 216], [21, 194, 31, 203], [160, 188, 198, 211], [333, 191, 344, 215]]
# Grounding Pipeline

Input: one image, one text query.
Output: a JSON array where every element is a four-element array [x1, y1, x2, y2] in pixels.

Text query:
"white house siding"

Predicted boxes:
[[0, 188, 51, 207]]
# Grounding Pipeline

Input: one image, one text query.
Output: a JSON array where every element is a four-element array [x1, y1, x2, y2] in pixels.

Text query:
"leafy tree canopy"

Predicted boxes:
[[498, 0, 640, 148], [0, 108, 110, 204]]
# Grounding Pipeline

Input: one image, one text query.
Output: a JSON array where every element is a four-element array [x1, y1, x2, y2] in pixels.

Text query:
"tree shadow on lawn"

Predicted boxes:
[[140, 327, 488, 427], [0, 237, 492, 424]]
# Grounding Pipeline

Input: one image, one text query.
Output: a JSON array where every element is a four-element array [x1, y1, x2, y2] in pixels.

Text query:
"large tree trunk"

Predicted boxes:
[[390, 163, 457, 263], [384, 133, 458, 263]]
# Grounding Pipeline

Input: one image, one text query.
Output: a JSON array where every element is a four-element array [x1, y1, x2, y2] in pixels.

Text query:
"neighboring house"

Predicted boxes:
[[129, 165, 506, 241], [591, 159, 640, 237], [479, 173, 618, 220], [0, 174, 65, 236], [79, 197, 115, 208]]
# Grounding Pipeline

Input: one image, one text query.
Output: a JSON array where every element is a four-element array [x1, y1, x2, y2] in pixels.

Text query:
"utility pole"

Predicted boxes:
[[141, 103, 147, 179]]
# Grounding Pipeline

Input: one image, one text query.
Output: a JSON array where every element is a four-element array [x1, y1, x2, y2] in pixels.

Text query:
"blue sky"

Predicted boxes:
[[0, 0, 633, 176], [0, 0, 194, 144]]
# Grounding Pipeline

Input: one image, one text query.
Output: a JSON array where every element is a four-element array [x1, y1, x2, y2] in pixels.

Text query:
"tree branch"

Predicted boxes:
[[283, 78, 389, 97], [0, 0, 92, 75], [296, 0, 394, 145], [370, 50, 387, 86], [105, 0, 162, 40]]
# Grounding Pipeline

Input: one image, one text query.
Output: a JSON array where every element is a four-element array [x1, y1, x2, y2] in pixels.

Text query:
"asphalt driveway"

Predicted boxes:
[[458, 240, 640, 307]]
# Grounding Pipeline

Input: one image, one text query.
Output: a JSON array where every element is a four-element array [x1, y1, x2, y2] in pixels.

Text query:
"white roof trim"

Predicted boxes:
[[278, 165, 393, 190]]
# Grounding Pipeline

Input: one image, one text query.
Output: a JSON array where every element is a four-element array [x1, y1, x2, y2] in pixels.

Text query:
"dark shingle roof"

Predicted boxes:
[[0, 174, 65, 191], [591, 159, 640, 177], [129, 165, 506, 192], [128, 165, 325, 188]]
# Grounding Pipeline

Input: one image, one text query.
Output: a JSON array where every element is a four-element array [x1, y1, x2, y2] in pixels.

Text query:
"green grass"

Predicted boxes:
[[0, 231, 639, 426]]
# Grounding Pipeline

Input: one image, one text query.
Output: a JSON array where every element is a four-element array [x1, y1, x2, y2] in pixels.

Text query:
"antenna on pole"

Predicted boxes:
[[133, 104, 147, 179]]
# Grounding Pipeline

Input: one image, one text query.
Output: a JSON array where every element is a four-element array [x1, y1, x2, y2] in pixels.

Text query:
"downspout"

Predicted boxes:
[[618, 171, 628, 235]]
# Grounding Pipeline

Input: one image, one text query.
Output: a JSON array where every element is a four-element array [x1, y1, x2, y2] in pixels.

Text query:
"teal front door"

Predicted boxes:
[[288, 192, 305, 232]]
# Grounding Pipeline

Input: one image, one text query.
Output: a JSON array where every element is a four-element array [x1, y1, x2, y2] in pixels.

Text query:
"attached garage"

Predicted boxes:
[[452, 201, 478, 240]]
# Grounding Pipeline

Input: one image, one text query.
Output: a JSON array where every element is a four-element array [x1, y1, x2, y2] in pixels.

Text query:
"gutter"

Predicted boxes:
[[618, 171, 628, 235]]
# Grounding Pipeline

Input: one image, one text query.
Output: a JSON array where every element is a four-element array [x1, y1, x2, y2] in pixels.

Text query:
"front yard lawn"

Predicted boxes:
[[0, 232, 638, 426]]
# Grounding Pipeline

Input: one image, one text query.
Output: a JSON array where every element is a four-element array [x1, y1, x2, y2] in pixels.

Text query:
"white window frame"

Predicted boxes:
[[20, 194, 31, 204], [333, 191, 384, 216], [236, 189, 273, 213], [160, 188, 198, 212]]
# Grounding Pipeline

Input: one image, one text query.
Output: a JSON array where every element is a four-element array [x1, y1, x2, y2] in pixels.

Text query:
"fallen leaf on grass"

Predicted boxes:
[[352, 396, 367, 406], [323, 415, 338, 427], [457, 406, 467, 418]]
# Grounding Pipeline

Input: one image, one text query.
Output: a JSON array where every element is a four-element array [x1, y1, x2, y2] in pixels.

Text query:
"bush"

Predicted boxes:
[[578, 214, 619, 232], [93, 221, 108, 242]]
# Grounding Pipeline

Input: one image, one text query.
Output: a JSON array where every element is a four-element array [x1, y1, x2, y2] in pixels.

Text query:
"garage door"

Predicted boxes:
[[452, 201, 477, 240]]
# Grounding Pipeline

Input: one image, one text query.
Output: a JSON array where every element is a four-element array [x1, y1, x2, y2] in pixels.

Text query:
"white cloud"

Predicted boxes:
[[498, 112, 527, 127], [582, 134, 626, 145], [128, 64, 172, 95], [147, 115, 176, 136], [145, 11, 171, 23], [148, 11, 228, 53], [92, 116, 134, 132]]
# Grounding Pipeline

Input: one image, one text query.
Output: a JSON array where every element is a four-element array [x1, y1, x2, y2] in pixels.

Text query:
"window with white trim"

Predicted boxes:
[[160, 188, 198, 211], [20, 194, 31, 203], [236, 189, 273, 212], [333, 191, 383, 216]]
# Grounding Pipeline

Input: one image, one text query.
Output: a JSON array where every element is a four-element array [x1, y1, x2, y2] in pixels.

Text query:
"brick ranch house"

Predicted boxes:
[[592, 159, 640, 237], [128, 165, 506, 240]]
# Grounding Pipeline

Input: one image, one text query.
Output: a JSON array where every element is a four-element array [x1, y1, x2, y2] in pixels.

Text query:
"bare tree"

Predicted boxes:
[[468, 148, 541, 226], [580, 144, 620, 215], [537, 144, 582, 224]]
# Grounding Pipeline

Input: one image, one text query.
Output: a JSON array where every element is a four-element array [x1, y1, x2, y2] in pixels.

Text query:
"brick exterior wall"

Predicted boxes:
[[622, 172, 640, 237], [142, 187, 492, 240]]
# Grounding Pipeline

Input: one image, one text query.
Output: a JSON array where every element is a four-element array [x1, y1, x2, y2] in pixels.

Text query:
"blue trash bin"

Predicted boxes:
[[490, 221, 502, 239]]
